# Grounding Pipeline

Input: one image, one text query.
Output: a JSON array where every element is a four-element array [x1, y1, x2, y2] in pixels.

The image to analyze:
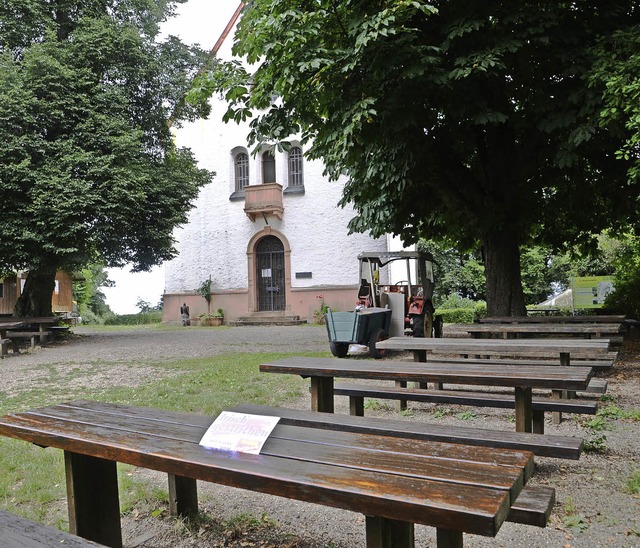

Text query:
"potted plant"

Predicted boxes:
[[198, 308, 224, 327]]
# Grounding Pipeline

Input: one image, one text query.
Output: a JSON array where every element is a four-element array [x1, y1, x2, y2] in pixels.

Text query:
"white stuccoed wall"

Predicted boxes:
[[164, 4, 388, 312]]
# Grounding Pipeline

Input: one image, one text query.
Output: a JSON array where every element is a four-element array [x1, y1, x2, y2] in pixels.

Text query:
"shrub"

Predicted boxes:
[[436, 301, 486, 323], [103, 311, 163, 325]]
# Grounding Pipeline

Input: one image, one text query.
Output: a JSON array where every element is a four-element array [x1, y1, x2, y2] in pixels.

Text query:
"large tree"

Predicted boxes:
[[0, 0, 213, 316], [192, 1, 640, 316]]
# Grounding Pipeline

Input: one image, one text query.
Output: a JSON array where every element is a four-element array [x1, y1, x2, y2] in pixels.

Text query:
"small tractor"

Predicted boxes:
[[325, 250, 442, 358]]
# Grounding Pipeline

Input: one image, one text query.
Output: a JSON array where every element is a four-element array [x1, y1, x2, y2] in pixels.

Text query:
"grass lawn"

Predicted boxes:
[[0, 348, 324, 530]]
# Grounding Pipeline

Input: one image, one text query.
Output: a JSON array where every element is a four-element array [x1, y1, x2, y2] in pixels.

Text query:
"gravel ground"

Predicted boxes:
[[2, 324, 639, 547]]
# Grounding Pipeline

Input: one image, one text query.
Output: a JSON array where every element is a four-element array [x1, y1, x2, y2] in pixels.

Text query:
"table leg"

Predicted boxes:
[[64, 451, 122, 548], [168, 474, 198, 518], [365, 515, 415, 547], [514, 387, 533, 433], [311, 376, 334, 413], [436, 528, 464, 547], [412, 350, 427, 362], [413, 349, 442, 389], [553, 353, 571, 424]]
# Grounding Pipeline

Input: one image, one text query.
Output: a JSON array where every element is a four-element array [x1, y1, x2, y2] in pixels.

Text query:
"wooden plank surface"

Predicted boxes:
[[376, 337, 610, 353], [0, 400, 531, 537], [259, 357, 594, 390], [466, 324, 621, 334], [0, 509, 105, 547], [480, 315, 625, 324], [232, 404, 583, 459]]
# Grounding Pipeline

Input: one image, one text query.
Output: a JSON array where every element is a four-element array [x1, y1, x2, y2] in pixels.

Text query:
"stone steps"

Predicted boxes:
[[228, 315, 307, 327]]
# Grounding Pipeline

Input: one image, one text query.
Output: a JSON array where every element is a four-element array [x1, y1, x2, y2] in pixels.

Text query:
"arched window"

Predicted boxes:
[[235, 152, 249, 191], [262, 150, 276, 183], [288, 146, 304, 187]]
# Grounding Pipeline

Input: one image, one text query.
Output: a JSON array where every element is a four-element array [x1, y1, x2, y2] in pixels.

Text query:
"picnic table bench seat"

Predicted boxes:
[[424, 347, 619, 362], [430, 355, 615, 372], [0, 509, 105, 547], [5, 330, 51, 350], [332, 382, 598, 434]]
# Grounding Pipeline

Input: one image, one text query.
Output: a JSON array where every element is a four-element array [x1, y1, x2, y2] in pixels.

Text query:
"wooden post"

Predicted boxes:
[[350, 395, 364, 416], [514, 387, 533, 433], [168, 474, 198, 518], [365, 515, 415, 548], [395, 380, 408, 412], [436, 528, 464, 547], [311, 376, 334, 413], [65, 451, 122, 548]]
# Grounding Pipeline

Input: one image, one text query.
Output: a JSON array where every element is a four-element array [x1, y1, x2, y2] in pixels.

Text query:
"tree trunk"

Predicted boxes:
[[483, 232, 527, 317], [14, 268, 57, 317]]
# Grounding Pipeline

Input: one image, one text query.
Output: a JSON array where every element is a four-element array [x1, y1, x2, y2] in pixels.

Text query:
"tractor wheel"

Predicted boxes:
[[329, 342, 349, 358], [412, 315, 424, 338], [368, 328, 388, 359], [413, 312, 434, 337]]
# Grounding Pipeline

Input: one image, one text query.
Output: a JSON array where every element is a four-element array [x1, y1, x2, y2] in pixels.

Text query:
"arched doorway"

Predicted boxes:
[[255, 235, 285, 311]]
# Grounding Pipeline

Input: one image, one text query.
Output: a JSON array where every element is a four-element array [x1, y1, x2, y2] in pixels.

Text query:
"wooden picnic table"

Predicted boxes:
[[376, 336, 611, 366], [464, 323, 622, 339], [0, 400, 538, 548], [259, 357, 593, 433]]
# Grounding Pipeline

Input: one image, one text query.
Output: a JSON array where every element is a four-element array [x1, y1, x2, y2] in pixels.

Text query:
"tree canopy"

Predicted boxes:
[[0, 0, 213, 316], [192, 0, 640, 316]]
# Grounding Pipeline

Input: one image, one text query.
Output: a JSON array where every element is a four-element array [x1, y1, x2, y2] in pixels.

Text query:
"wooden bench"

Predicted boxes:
[[425, 348, 619, 362], [0, 400, 556, 548], [480, 315, 625, 324], [6, 330, 51, 351], [333, 383, 598, 434], [431, 355, 615, 372], [0, 509, 105, 546], [49, 325, 71, 338]]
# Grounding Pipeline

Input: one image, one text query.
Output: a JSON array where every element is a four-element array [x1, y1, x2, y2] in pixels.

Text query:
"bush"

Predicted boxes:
[[435, 294, 486, 323], [435, 308, 476, 323], [103, 311, 163, 325]]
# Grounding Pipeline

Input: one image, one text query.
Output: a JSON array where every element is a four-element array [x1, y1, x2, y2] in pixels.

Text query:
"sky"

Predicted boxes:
[[103, 1, 237, 314]]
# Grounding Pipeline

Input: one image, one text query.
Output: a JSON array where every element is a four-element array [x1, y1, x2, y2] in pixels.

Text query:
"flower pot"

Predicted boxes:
[[200, 317, 223, 327]]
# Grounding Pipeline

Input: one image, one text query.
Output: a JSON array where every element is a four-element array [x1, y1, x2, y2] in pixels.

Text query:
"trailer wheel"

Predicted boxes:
[[329, 342, 349, 358], [368, 328, 387, 359]]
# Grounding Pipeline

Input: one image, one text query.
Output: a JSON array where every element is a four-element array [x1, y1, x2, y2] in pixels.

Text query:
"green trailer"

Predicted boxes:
[[325, 307, 392, 359]]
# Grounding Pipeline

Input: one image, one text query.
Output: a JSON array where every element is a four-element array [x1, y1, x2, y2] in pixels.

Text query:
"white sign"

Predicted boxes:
[[199, 412, 280, 454], [261, 268, 272, 277]]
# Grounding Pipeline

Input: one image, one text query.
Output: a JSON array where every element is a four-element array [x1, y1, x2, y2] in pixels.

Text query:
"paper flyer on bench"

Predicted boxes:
[[199, 411, 280, 454]]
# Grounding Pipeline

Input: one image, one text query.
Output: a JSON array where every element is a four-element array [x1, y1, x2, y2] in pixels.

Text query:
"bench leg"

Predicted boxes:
[[365, 515, 414, 548], [349, 396, 364, 416], [395, 380, 408, 412], [532, 409, 545, 434], [64, 451, 122, 548], [436, 528, 464, 547], [552, 389, 564, 425], [168, 474, 199, 518]]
